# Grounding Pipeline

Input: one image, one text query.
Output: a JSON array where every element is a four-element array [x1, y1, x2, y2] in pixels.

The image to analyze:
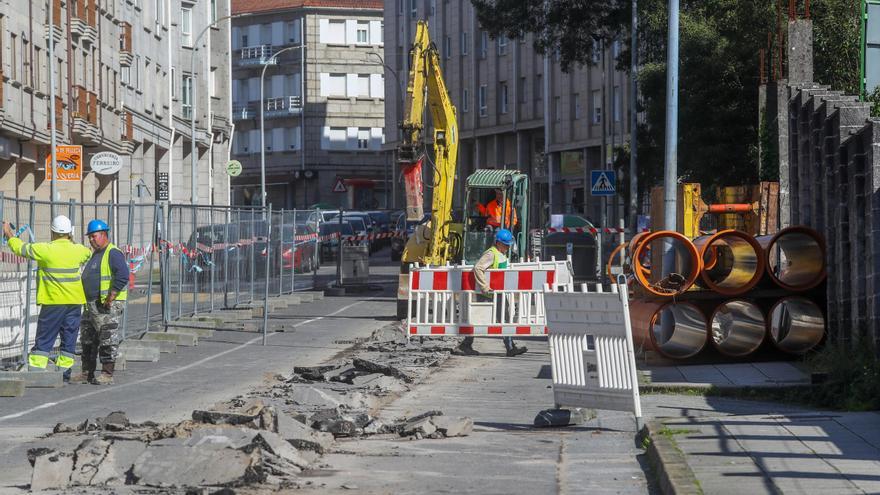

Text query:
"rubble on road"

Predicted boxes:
[[27, 323, 471, 492]]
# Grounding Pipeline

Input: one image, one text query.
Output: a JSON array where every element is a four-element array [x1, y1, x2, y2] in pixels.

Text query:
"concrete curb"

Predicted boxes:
[[643, 420, 702, 495]]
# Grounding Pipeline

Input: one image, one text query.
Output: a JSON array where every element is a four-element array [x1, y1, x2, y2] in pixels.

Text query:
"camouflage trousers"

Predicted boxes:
[[80, 300, 124, 370]]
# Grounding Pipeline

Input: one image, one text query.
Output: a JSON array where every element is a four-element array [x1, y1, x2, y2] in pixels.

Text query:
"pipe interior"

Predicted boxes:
[[768, 232, 824, 287], [651, 304, 707, 359], [646, 237, 698, 285], [770, 298, 825, 354], [703, 236, 760, 289], [711, 300, 765, 356]]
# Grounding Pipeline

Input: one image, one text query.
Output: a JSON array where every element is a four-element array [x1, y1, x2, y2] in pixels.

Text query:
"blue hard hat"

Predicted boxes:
[[87, 219, 110, 235], [495, 229, 514, 246]]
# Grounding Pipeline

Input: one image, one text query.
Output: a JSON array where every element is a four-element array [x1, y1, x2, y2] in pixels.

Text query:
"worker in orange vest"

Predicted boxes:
[[478, 189, 517, 229]]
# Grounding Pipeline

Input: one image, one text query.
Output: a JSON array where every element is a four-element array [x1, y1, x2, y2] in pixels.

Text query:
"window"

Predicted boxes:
[[357, 74, 370, 97], [33, 47, 41, 92], [181, 5, 192, 46], [462, 88, 469, 112], [497, 35, 507, 55], [591, 42, 601, 64], [461, 31, 468, 55], [499, 82, 508, 114], [155, 0, 164, 27], [612, 40, 620, 58], [134, 55, 142, 90], [357, 128, 370, 149], [327, 127, 347, 150], [480, 31, 488, 58], [591, 90, 601, 124], [171, 67, 176, 97], [518, 77, 526, 103], [554, 96, 560, 121], [327, 20, 345, 44], [321, 73, 347, 97], [410, 0, 417, 18], [9, 34, 16, 81], [210, 68, 217, 97], [121, 65, 130, 86], [356, 22, 369, 44], [398, 0, 403, 15], [287, 127, 301, 150], [288, 21, 301, 44], [443, 36, 451, 59], [478, 85, 487, 117], [211, 0, 217, 22], [182, 74, 193, 118], [613, 86, 621, 122], [535, 74, 542, 100], [573, 93, 581, 119]]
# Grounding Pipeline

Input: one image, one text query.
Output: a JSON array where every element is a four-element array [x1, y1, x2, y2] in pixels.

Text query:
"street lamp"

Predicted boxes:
[[189, 12, 252, 205], [259, 37, 306, 209], [365, 52, 404, 208]]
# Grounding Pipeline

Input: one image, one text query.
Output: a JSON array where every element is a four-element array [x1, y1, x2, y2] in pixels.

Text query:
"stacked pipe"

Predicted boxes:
[[625, 226, 827, 361]]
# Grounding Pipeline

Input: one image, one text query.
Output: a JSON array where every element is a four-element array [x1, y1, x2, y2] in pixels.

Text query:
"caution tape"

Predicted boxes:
[[542, 227, 647, 235]]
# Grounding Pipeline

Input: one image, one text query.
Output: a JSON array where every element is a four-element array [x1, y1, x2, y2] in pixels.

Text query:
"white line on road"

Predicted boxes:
[[0, 299, 368, 423]]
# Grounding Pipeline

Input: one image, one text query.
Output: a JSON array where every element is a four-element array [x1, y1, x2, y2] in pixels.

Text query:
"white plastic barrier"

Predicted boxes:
[[407, 261, 572, 337], [544, 280, 642, 427]]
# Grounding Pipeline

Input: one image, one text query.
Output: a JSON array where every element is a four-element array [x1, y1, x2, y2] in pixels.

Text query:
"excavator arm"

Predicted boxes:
[[398, 21, 459, 266]]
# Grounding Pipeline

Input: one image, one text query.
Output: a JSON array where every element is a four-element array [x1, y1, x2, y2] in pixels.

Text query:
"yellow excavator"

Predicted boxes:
[[395, 20, 461, 317]]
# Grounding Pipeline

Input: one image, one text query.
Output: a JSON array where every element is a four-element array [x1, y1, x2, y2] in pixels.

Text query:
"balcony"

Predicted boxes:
[[232, 105, 256, 121], [239, 45, 277, 66], [70, 0, 97, 45], [71, 86, 100, 144], [264, 96, 303, 118], [119, 22, 133, 67]]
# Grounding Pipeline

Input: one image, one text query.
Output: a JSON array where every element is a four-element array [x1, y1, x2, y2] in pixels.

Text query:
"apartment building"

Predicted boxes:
[[230, 0, 387, 209], [384, 0, 632, 226], [0, 0, 232, 220]]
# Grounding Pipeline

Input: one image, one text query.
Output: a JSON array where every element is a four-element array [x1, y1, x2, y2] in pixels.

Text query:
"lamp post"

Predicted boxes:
[[366, 52, 403, 209], [189, 12, 251, 205], [260, 40, 306, 209]]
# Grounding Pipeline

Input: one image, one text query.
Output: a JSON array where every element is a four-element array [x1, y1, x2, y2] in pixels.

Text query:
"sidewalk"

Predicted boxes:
[[640, 383, 880, 494]]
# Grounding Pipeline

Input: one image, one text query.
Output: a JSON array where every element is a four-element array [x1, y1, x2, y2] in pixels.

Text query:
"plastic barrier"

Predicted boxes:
[[406, 262, 571, 336], [544, 279, 642, 427]]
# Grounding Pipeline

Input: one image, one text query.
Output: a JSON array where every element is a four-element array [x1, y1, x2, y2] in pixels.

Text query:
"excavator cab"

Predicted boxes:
[[462, 169, 529, 265]]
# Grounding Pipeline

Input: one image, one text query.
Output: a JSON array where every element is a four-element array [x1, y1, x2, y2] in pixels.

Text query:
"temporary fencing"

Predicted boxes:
[[0, 196, 328, 367], [544, 278, 642, 427], [531, 221, 636, 283], [406, 259, 573, 336]]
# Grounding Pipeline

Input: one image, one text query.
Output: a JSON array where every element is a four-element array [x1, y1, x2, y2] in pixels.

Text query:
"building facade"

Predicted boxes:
[[0, 0, 232, 222], [230, 0, 387, 209], [384, 0, 632, 227]]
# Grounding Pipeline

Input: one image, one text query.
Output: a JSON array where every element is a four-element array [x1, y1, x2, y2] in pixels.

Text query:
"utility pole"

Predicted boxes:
[[629, 0, 639, 229], [662, 0, 679, 274], [48, 1, 58, 214]]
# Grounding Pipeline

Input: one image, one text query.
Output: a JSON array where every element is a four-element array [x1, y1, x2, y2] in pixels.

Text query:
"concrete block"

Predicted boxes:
[[297, 292, 316, 303], [0, 378, 25, 396], [92, 440, 147, 486], [431, 416, 473, 437], [131, 445, 261, 488], [401, 417, 436, 437], [168, 327, 214, 338], [70, 438, 113, 486], [141, 331, 198, 347], [274, 409, 334, 454], [118, 342, 161, 362], [31, 452, 73, 491], [0, 370, 64, 389]]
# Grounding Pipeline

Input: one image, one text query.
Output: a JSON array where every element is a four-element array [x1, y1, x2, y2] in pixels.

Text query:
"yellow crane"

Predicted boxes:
[[398, 20, 459, 266]]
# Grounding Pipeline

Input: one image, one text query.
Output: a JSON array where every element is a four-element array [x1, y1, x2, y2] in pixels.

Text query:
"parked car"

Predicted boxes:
[[390, 213, 430, 261], [276, 223, 319, 273], [319, 222, 354, 261], [366, 211, 392, 248], [342, 216, 373, 253]]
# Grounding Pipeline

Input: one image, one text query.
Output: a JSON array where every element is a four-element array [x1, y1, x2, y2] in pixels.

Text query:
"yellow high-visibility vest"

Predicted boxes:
[[99, 243, 128, 301], [8, 237, 91, 305]]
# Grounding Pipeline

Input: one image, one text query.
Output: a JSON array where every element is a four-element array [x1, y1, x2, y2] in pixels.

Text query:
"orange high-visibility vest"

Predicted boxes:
[[479, 199, 517, 228]]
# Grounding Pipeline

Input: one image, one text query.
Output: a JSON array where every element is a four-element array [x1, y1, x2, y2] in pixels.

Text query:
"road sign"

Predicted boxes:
[[46, 145, 83, 181], [332, 177, 347, 193], [226, 160, 242, 177], [590, 170, 616, 196], [90, 151, 122, 175], [157, 172, 169, 201]]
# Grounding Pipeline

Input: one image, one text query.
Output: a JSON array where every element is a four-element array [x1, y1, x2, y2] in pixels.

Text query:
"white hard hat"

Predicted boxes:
[[50, 215, 73, 234]]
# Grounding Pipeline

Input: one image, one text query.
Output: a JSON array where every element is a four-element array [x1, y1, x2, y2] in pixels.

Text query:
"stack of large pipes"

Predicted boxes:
[[625, 227, 826, 360]]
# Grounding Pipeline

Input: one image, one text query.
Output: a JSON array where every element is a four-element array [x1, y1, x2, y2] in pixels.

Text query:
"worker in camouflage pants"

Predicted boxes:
[[72, 220, 129, 385]]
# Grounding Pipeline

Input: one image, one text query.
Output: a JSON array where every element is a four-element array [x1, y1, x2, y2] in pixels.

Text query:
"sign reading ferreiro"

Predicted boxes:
[[89, 151, 123, 175]]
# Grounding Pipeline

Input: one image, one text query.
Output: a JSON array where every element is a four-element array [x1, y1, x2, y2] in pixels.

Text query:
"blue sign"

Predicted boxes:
[[590, 170, 616, 196]]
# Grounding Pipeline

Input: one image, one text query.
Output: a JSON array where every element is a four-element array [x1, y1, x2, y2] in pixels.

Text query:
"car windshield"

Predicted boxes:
[[345, 218, 366, 232], [368, 212, 390, 224]]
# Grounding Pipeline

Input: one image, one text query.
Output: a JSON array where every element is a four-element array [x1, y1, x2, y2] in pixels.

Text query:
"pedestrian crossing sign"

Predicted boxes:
[[590, 170, 616, 196]]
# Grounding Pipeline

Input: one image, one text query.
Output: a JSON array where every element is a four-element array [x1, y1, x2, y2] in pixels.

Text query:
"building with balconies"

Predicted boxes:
[[0, 0, 232, 212], [231, 0, 387, 209]]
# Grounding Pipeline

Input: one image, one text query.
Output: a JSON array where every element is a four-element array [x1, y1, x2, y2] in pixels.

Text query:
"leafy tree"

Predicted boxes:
[[811, 0, 861, 95]]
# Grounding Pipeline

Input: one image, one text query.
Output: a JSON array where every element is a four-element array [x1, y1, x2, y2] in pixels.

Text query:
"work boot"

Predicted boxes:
[[69, 370, 94, 384], [453, 344, 480, 356], [92, 362, 114, 385], [506, 345, 528, 357]]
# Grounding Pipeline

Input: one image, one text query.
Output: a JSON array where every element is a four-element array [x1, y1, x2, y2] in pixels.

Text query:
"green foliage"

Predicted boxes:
[[868, 86, 880, 117], [811, 0, 861, 95], [805, 342, 880, 411], [758, 108, 779, 181]]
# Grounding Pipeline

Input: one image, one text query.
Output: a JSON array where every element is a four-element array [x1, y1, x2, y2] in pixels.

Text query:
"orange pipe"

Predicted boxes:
[[707, 203, 753, 214], [605, 243, 627, 281], [630, 231, 702, 297], [756, 226, 827, 291], [693, 229, 766, 296]]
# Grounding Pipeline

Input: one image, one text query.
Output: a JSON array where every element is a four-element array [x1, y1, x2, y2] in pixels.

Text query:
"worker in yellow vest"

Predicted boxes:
[[455, 229, 527, 357], [71, 219, 129, 385], [3, 216, 92, 380]]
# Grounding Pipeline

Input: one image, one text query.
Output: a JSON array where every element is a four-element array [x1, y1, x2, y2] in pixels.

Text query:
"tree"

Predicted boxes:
[[811, 0, 860, 96]]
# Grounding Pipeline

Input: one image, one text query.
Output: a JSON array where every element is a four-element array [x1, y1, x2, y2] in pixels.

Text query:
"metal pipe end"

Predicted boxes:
[[694, 230, 766, 296], [709, 299, 766, 357], [758, 226, 827, 291], [768, 296, 825, 354]]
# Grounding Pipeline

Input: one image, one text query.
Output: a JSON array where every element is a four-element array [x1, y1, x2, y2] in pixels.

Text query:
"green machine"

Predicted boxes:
[[461, 169, 530, 264]]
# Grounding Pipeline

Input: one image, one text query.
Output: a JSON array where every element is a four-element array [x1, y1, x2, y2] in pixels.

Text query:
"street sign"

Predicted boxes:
[[90, 151, 122, 175], [226, 160, 242, 177], [46, 145, 83, 181], [590, 170, 616, 196], [332, 177, 347, 193], [157, 172, 169, 201]]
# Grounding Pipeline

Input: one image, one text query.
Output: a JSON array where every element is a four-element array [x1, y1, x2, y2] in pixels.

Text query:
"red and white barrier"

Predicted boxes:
[[407, 262, 572, 337]]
